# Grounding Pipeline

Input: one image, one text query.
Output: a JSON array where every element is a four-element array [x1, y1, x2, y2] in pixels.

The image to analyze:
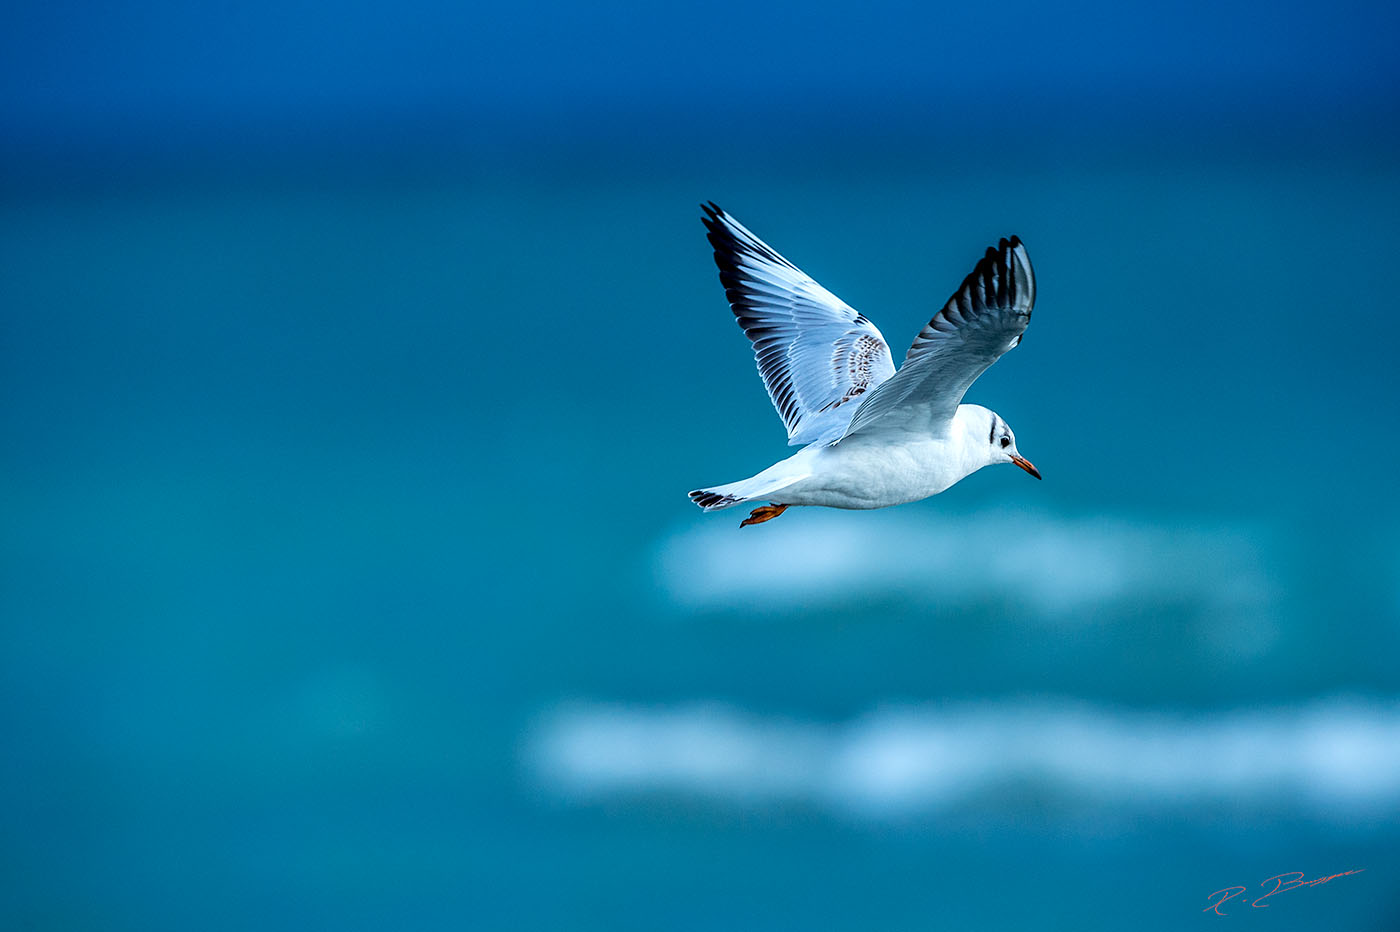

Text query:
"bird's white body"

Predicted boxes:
[[688, 204, 1041, 525], [708, 404, 999, 511]]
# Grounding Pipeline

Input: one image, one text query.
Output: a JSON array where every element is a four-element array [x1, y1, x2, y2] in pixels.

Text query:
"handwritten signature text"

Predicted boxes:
[[1203, 869, 1365, 916]]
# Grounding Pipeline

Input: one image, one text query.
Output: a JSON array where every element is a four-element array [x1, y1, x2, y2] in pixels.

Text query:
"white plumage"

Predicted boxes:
[[689, 203, 1041, 527]]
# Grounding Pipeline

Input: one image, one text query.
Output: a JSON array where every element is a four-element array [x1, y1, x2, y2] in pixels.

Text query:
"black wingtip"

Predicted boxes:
[[988, 236, 1027, 269], [948, 234, 1036, 318], [992, 235, 1033, 312], [702, 204, 746, 258], [700, 201, 724, 235]]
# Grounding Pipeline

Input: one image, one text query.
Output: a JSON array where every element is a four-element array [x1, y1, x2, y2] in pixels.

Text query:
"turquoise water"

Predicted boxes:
[[4, 131, 1400, 929]]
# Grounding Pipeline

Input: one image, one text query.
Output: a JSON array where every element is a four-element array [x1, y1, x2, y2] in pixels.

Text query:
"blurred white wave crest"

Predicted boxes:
[[653, 508, 1277, 620], [527, 697, 1400, 819]]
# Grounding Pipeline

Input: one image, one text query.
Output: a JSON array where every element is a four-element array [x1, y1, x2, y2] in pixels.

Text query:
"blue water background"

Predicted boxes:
[[4, 1, 1400, 929]]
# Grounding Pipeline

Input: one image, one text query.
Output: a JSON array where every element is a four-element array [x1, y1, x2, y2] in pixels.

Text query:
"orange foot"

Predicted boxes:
[[740, 503, 789, 528]]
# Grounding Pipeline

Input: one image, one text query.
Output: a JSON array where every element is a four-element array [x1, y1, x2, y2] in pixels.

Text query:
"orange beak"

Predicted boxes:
[[1011, 454, 1041, 480]]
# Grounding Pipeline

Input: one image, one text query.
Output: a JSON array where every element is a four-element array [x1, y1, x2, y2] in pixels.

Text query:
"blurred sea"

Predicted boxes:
[[4, 127, 1400, 929]]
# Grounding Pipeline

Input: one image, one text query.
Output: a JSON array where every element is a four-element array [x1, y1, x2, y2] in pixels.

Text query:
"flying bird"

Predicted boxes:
[[689, 203, 1041, 527]]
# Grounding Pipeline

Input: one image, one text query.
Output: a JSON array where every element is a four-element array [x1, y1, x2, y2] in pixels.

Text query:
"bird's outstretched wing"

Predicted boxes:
[[840, 236, 1034, 440], [702, 202, 897, 446]]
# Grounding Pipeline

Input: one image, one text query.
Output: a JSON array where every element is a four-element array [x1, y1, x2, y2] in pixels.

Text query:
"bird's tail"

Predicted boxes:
[[688, 470, 808, 512]]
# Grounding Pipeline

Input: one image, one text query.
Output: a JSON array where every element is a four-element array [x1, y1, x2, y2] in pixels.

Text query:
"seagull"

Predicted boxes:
[[689, 202, 1040, 527]]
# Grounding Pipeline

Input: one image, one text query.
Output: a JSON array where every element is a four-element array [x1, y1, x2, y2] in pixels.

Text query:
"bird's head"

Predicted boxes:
[[981, 408, 1040, 479]]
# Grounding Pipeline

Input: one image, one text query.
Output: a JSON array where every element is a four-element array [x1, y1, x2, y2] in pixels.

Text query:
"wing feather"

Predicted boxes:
[[840, 236, 1035, 440], [702, 203, 897, 446]]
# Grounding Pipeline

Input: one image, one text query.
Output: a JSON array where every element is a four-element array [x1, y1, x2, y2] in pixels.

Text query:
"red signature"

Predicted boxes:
[[1203, 869, 1365, 916]]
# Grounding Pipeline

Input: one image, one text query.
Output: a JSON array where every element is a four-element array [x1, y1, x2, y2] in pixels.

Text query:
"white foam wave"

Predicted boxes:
[[527, 698, 1400, 818], [653, 508, 1277, 619]]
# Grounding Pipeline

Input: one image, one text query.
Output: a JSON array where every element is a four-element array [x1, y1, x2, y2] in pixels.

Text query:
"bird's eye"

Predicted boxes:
[[1000, 437, 1011, 449]]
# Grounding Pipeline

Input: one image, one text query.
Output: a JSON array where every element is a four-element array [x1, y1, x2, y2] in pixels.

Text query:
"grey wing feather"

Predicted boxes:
[[840, 236, 1035, 440], [702, 203, 897, 446]]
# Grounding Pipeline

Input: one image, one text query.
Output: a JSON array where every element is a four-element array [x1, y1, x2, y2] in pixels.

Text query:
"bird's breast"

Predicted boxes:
[[796, 435, 966, 508]]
